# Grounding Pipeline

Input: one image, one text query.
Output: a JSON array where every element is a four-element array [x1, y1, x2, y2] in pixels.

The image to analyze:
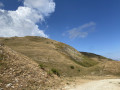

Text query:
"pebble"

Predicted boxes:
[[15, 78, 18, 82], [0, 88, 4, 90], [11, 86, 15, 88], [6, 83, 12, 88]]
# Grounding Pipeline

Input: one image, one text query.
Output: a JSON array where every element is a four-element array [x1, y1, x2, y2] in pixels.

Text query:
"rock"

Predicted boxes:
[[11, 86, 15, 88], [0, 88, 4, 90], [0, 43, 4, 47], [15, 78, 18, 82], [6, 83, 12, 88]]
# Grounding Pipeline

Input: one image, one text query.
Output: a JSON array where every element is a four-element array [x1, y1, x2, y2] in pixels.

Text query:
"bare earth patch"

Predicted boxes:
[[66, 79, 120, 90]]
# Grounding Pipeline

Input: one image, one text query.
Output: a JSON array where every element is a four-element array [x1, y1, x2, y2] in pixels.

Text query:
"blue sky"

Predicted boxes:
[[0, 0, 120, 60]]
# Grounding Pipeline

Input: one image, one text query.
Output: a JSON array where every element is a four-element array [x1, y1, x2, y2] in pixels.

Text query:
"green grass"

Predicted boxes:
[[0, 54, 3, 60], [39, 64, 46, 70], [0, 79, 2, 83], [78, 69, 80, 72], [78, 56, 99, 67], [47, 70, 53, 76], [0, 63, 3, 67], [67, 55, 99, 67], [0, 57, 3, 60], [80, 52, 106, 59], [51, 68, 60, 76]]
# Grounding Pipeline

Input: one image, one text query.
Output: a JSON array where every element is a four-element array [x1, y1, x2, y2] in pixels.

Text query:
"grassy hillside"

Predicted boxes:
[[0, 45, 62, 90], [0, 36, 84, 77], [0, 36, 120, 77], [80, 52, 113, 61]]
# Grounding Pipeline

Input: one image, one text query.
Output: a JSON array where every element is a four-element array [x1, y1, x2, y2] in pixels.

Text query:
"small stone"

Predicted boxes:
[[10, 68, 12, 70], [15, 78, 18, 82], [11, 86, 15, 88], [6, 83, 12, 88], [0, 88, 4, 90]]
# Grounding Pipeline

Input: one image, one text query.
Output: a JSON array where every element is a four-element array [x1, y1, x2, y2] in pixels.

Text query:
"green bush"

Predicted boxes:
[[39, 64, 46, 70], [0, 79, 2, 82], [0, 57, 3, 60], [70, 66, 75, 69], [47, 70, 53, 76], [51, 68, 60, 76], [4, 38, 9, 41], [46, 42, 50, 44], [0, 54, 3, 60], [78, 69, 80, 72]]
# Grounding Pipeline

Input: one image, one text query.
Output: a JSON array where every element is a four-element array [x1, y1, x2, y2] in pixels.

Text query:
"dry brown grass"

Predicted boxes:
[[0, 36, 85, 77], [0, 45, 62, 90], [0, 36, 120, 78]]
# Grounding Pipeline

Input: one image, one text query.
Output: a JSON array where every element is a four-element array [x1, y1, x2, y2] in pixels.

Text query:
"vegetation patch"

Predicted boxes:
[[78, 56, 99, 67], [70, 66, 75, 69], [0, 36, 116, 78], [0, 57, 3, 61], [78, 69, 80, 72], [4, 38, 10, 41], [54, 42, 66, 50], [0, 63, 3, 67], [0, 79, 3, 83], [0, 54, 3, 61], [25, 36, 46, 42], [47, 70, 53, 76], [39, 64, 46, 70], [51, 68, 60, 76]]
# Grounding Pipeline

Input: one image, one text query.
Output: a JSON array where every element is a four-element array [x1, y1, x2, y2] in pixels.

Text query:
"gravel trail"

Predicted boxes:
[[68, 79, 120, 90]]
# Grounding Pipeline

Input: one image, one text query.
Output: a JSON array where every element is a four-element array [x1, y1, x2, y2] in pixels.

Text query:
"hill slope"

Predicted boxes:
[[0, 36, 120, 77], [0, 45, 60, 90]]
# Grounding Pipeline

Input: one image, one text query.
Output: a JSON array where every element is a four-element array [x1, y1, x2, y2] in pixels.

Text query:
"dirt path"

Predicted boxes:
[[67, 79, 120, 90]]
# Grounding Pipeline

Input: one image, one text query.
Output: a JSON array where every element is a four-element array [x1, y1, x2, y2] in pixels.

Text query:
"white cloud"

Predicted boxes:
[[0, 2, 4, 8], [0, 0, 55, 37], [24, 0, 55, 16], [66, 22, 96, 39]]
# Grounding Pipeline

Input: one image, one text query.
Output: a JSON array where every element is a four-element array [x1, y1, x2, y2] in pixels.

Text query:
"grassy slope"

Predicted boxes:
[[0, 45, 62, 90], [0, 36, 120, 77]]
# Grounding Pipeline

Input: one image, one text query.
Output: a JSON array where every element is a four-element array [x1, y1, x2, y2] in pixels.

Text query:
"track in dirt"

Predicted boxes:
[[68, 79, 120, 90]]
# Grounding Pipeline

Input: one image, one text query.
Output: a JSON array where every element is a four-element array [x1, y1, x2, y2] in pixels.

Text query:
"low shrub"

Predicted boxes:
[[70, 66, 75, 69], [47, 70, 53, 76], [46, 42, 50, 44], [51, 68, 60, 76], [0, 54, 3, 60], [39, 64, 46, 70], [78, 69, 80, 72]]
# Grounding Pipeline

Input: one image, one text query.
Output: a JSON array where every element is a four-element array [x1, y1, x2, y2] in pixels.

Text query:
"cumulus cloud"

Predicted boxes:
[[24, 0, 55, 16], [0, 2, 4, 8], [66, 22, 96, 39], [0, 0, 55, 37]]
